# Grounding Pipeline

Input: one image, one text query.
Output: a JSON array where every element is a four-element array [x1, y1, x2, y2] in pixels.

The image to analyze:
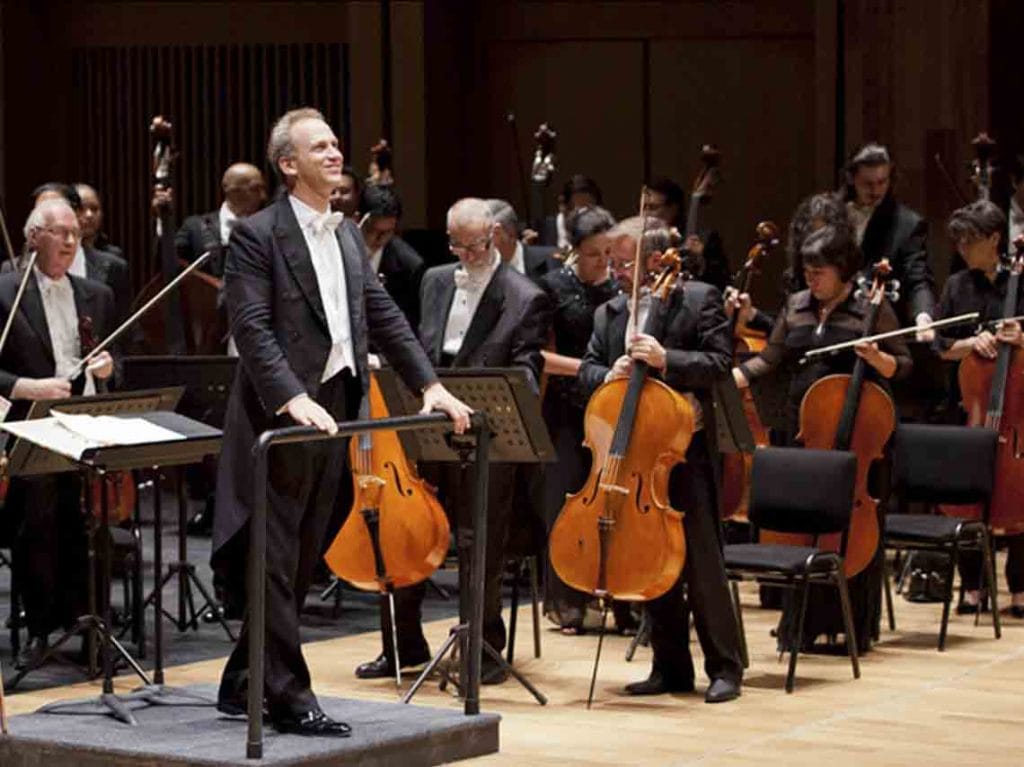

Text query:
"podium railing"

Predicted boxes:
[[247, 411, 489, 759]]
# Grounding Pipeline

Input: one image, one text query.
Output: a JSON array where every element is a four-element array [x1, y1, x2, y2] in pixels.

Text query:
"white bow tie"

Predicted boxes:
[[454, 268, 489, 291], [310, 211, 344, 236]]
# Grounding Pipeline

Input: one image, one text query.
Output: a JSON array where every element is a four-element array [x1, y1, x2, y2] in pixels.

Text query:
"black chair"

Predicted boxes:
[[883, 424, 1001, 650], [724, 447, 860, 693]]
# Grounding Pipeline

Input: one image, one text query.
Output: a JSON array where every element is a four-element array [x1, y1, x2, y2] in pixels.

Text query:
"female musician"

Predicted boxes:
[[932, 200, 1024, 618], [537, 205, 621, 633], [733, 222, 912, 652], [576, 218, 743, 702]]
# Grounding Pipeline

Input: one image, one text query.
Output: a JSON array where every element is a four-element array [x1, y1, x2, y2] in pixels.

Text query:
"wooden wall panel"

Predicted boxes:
[[481, 40, 646, 225], [649, 38, 817, 300]]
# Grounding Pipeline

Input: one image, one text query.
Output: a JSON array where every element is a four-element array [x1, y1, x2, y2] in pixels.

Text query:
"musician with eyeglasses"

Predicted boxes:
[[354, 197, 550, 684]]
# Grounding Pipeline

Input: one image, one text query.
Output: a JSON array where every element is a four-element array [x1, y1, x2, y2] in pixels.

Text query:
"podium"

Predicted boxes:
[[1, 395, 222, 724]]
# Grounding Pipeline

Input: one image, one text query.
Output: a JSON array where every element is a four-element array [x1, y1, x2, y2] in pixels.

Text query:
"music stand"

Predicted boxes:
[[2, 403, 221, 724], [376, 368, 552, 707], [122, 355, 237, 641]]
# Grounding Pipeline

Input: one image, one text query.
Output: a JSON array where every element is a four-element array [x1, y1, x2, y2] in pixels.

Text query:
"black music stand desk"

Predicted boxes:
[[1, 406, 221, 724]]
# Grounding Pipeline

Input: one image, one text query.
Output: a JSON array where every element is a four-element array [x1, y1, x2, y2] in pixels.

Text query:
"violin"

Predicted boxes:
[[760, 261, 898, 577], [549, 247, 692, 603], [78, 315, 137, 525], [944, 235, 1024, 532], [720, 222, 779, 521], [323, 373, 449, 680]]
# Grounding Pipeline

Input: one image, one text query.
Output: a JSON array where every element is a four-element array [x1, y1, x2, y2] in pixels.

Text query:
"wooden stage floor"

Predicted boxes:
[[6, 576, 1024, 766]]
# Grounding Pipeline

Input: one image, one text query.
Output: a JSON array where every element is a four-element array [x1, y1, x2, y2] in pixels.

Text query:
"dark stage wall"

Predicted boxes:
[[0, 0, 1005, 303]]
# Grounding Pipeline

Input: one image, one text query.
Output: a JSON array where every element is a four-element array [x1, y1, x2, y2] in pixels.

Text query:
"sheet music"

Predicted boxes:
[[1, 412, 185, 461]]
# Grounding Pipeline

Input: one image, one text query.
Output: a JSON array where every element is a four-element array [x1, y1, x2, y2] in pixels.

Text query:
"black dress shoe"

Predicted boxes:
[[15, 636, 49, 671], [705, 677, 741, 704], [273, 709, 351, 737], [624, 670, 694, 696], [1010, 605, 1024, 619], [480, 658, 509, 686], [216, 695, 270, 720], [355, 650, 430, 679]]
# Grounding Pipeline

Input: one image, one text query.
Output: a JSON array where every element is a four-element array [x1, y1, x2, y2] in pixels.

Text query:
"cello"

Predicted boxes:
[[947, 235, 1024, 532], [323, 373, 450, 685], [762, 261, 898, 577], [549, 197, 692, 704], [720, 222, 779, 521]]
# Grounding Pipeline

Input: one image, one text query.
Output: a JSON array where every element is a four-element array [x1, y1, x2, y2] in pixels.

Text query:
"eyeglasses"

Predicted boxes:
[[41, 225, 81, 241], [448, 236, 492, 254]]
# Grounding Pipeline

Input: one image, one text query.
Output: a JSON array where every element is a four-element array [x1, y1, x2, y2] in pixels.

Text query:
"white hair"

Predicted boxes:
[[447, 198, 494, 229], [266, 107, 326, 183], [24, 197, 76, 238]]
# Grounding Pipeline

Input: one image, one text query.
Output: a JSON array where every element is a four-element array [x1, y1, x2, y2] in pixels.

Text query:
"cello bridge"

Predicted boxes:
[[598, 482, 629, 496]]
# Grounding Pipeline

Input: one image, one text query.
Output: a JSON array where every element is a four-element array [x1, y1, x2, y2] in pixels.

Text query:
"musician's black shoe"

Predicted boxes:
[[216, 694, 270, 720], [272, 709, 351, 737], [624, 670, 694, 696], [15, 635, 49, 671], [1009, 605, 1024, 619], [480, 657, 509, 686], [704, 677, 741, 704], [354, 650, 430, 679]]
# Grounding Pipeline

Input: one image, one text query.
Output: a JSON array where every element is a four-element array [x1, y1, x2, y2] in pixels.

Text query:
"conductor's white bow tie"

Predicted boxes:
[[310, 210, 344, 236]]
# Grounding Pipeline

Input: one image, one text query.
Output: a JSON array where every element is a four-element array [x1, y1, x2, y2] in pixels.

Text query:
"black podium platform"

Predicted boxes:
[[0, 684, 499, 767]]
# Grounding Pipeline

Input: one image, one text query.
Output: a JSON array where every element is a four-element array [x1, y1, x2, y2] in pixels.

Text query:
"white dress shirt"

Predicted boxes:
[[442, 250, 500, 357], [34, 267, 94, 395], [1010, 197, 1024, 247], [846, 200, 878, 246], [288, 195, 356, 382], [622, 289, 702, 430], [508, 240, 526, 275], [369, 247, 384, 275], [219, 201, 238, 246], [69, 244, 88, 279]]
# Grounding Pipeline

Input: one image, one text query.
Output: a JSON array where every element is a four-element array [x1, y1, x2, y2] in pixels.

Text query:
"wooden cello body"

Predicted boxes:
[[549, 249, 692, 603], [944, 239, 1024, 532], [323, 374, 450, 591], [759, 262, 897, 577]]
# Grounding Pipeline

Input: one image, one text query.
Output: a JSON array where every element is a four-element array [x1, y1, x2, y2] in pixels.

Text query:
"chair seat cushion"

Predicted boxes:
[[885, 514, 977, 543], [724, 543, 834, 573]]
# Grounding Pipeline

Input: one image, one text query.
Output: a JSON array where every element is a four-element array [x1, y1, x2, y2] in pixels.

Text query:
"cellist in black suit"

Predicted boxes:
[[212, 108, 470, 737], [355, 197, 550, 684]]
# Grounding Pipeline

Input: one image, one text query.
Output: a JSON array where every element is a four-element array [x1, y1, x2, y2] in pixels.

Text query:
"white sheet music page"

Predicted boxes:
[[50, 410, 185, 446]]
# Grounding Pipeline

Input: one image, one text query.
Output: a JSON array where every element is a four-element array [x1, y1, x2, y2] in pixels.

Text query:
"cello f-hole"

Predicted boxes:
[[384, 461, 414, 497]]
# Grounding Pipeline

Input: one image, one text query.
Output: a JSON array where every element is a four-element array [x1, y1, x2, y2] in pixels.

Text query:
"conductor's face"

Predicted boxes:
[[283, 118, 344, 200], [32, 207, 80, 280]]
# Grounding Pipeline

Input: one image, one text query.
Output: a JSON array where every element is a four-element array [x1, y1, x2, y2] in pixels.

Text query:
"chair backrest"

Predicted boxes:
[[749, 447, 857, 535], [893, 424, 998, 505]]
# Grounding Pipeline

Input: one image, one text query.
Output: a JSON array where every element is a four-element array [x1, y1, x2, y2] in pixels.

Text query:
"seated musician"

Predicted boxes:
[[329, 165, 362, 217], [0, 198, 116, 669], [576, 217, 743, 702], [932, 200, 1024, 618], [175, 162, 268, 278], [487, 198, 560, 284], [733, 222, 912, 652], [354, 197, 550, 684], [359, 184, 425, 329]]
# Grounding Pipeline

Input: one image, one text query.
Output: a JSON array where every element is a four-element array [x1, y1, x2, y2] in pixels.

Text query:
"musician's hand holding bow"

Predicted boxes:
[[855, 340, 898, 378], [86, 351, 114, 380], [421, 382, 473, 435], [11, 377, 72, 401], [628, 333, 667, 371]]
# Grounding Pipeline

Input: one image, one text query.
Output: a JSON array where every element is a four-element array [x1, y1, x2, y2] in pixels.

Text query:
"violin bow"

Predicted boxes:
[[67, 250, 212, 379], [801, 312, 981, 362]]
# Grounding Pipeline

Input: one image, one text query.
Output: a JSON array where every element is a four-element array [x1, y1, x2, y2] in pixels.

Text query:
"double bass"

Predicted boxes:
[[947, 236, 1024, 532], [549, 199, 692, 703], [323, 374, 449, 684], [720, 222, 779, 521], [680, 144, 721, 275], [762, 261, 898, 577]]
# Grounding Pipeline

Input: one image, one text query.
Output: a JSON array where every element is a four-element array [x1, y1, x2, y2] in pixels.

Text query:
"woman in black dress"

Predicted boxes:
[[538, 206, 622, 632]]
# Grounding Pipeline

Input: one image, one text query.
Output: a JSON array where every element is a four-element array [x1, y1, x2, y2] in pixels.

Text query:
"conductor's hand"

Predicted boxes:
[[421, 382, 473, 435], [11, 377, 72, 401], [86, 351, 114, 380], [286, 394, 338, 435], [628, 333, 667, 371]]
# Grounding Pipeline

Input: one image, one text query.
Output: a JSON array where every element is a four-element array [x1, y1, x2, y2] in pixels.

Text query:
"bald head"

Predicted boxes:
[[222, 163, 267, 216]]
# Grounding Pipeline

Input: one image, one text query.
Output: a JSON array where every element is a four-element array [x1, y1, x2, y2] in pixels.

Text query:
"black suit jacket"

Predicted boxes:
[[578, 281, 732, 453], [176, 210, 225, 276], [523, 244, 560, 284], [858, 193, 936, 322], [214, 196, 438, 551], [375, 235, 425, 330], [418, 261, 549, 388], [0, 271, 115, 419], [84, 245, 130, 324]]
